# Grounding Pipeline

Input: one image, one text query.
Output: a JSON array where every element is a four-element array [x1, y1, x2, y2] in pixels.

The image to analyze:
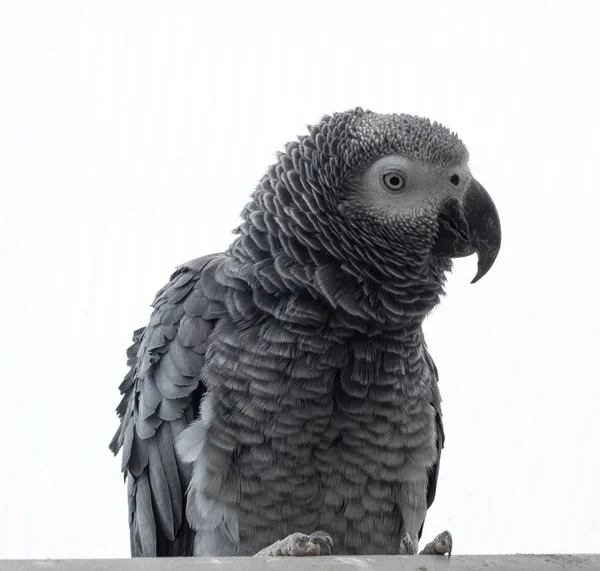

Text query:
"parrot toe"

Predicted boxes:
[[254, 531, 333, 556], [419, 530, 453, 558]]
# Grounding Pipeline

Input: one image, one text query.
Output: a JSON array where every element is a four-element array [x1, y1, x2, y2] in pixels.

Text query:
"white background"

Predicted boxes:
[[1, 0, 599, 559]]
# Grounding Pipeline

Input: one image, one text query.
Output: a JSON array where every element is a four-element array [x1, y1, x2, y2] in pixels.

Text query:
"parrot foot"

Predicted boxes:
[[419, 530, 453, 558], [399, 532, 417, 555], [254, 531, 334, 556]]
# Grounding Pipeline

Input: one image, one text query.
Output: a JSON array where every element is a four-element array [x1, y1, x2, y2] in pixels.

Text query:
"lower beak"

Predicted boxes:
[[432, 179, 502, 283]]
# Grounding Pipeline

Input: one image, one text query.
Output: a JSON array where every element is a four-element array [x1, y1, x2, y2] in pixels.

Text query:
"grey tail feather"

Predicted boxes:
[[156, 517, 195, 556], [129, 470, 157, 556], [129, 464, 195, 557]]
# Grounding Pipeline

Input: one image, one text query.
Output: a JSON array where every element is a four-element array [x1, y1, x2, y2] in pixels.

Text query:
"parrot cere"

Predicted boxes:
[[110, 108, 501, 558]]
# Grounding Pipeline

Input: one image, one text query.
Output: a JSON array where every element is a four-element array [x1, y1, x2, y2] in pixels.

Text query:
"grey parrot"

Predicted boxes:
[[110, 108, 501, 558]]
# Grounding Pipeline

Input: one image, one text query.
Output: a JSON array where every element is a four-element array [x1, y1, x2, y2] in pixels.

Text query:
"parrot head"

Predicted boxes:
[[294, 108, 502, 284]]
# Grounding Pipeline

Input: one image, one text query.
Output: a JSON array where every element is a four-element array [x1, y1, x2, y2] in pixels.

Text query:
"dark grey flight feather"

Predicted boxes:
[[111, 108, 500, 557]]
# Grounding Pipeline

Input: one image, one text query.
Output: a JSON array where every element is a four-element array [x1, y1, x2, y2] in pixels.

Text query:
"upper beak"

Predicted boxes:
[[432, 179, 502, 283]]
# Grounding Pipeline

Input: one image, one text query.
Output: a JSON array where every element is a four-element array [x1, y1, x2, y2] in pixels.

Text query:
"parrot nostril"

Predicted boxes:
[[450, 174, 460, 186]]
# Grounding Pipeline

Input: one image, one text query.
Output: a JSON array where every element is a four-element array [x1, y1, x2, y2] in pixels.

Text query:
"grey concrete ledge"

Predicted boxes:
[[2, 555, 598, 571]]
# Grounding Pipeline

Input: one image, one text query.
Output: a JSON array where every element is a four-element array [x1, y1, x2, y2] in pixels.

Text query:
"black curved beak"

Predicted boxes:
[[432, 179, 501, 283]]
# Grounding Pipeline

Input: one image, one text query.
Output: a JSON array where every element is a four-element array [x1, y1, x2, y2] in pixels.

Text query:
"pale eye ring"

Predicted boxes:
[[383, 172, 406, 192]]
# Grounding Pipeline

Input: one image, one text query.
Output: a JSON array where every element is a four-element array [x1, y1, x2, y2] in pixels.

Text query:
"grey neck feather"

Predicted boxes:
[[227, 108, 459, 329]]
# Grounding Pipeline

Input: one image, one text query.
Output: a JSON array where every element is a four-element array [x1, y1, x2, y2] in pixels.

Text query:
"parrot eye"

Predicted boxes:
[[450, 174, 460, 186], [383, 172, 406, 192]]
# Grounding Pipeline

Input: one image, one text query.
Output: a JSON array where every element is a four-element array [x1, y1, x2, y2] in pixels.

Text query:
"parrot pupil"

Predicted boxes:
[[450, 174, 460, 186], [383, 172, 405, 191]]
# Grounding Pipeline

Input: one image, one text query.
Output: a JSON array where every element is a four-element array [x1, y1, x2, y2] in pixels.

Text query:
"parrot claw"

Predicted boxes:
[[419, 530, 453, 558], [308, 530, 334, 555], [254, 531, 334, 556]]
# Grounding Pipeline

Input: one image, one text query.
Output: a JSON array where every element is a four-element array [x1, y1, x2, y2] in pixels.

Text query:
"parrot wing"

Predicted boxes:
[[419, 344, 446, 539], [110, 254, 226, 556]]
